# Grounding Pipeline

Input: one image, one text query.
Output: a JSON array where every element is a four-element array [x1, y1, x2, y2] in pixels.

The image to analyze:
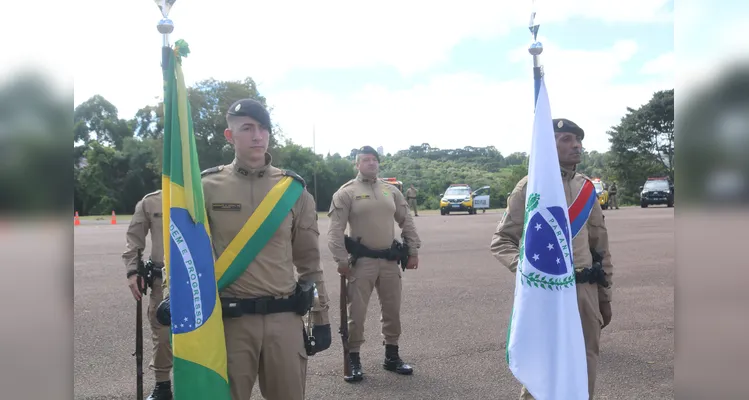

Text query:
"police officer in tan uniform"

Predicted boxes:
[[200, 98, 331, 400], [490, 119, 614, 400], [122, 190, 173, 400], [609, 182, 619, 209], [327, 146, 422, 382], [405, 184, 419, 216]]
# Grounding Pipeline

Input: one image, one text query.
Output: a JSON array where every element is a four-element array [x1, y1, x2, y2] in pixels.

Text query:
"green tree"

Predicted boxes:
[[607, 89, 674, 204]]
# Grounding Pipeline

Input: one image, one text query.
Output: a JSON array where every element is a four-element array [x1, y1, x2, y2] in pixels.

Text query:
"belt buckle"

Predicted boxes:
[[254, 298, 269, 314]]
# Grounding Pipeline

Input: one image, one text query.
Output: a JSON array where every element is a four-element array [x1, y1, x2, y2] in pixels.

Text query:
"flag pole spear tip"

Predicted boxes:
[[527, 5, 544, 105]]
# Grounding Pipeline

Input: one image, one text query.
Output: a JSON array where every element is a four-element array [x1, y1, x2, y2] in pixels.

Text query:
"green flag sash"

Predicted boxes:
[[214, 175, 305, 291]]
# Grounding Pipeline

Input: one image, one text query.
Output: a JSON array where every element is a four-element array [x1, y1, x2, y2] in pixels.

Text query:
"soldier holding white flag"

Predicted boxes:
[[491, 117, 614, 399]]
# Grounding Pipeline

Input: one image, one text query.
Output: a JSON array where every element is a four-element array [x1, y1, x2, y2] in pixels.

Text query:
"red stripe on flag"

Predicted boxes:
[[569, 180, 595, 220]]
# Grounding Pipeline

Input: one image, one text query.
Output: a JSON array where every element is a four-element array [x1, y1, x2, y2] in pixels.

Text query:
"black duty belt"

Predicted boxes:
[[220, 296, 297, 316], [574, 265, 609, 287], [356, 246, 399, 261]]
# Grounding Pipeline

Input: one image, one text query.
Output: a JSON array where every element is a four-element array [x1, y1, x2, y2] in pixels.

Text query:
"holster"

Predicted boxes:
[[344, 235, 410, 270], [575, 248, 610, 288], [294, 279, 316, 316], [220, 279, 316, 318], [148, 261, 163, 280]]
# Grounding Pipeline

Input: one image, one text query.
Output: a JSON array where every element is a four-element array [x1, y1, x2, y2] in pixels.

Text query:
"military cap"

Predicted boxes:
[[552, 118, 584, 140], [227, 98, 271, 130], [358, 145, 380, 162]]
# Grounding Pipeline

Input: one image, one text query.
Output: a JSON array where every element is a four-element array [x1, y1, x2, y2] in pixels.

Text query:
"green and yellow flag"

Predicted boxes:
[[161, 39, 231, 399]]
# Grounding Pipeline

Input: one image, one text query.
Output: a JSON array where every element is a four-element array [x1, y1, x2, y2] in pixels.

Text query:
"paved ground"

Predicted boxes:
[[74, 206, 674, 399]]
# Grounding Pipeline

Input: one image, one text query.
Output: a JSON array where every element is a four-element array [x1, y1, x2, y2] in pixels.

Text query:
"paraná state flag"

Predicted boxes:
[[161, 39, 231, 399], [505, 77, 589, 400]]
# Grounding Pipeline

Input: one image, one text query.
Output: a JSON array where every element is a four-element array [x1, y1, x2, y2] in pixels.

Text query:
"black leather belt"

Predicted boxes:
[[221, 296, 297, 315]]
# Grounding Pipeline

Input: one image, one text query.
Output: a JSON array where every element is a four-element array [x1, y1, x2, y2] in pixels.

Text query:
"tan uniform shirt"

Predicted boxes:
[[490, 167, 614, 302], [122, 190, 164, 274], [405, 187, 417, 199], [201, 155, 330, 324], [327, 173, 421, 268]]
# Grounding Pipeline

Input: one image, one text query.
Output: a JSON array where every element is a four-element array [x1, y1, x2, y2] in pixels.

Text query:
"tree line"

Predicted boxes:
[[73, 76, 674, 215]]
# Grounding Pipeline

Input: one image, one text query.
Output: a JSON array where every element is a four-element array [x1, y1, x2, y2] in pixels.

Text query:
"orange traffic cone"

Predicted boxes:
[[111, 210, 117, 225], [74, 211, 81, 226]]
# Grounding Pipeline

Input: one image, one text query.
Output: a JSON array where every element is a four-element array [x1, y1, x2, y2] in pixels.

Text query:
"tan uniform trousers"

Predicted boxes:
[[520, 282, 603, 400], [223, 311, 308, 400], [407, 198, 418, 215], [146, 277, 173, 382], [347, 257, 402, 352], [609, 194, 618, 209]]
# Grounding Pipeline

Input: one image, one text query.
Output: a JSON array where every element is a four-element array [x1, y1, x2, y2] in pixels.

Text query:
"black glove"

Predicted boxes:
[[156, 296, 171, 326], [312, 324, 331, 352]]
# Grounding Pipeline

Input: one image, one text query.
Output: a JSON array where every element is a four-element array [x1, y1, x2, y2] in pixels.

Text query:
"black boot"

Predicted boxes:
[[146, 380, 172, 400], [383, 344, 413, 375], [344, 352, 364, 383]]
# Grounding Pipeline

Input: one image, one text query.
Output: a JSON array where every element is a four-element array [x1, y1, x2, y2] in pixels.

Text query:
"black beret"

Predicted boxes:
[[227, 98, 271, 130], [358, 146, 380, 162], [552, 118, 584, 140]]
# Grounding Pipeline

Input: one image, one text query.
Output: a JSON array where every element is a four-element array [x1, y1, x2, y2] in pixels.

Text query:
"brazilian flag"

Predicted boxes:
[[161, 39, 231, 399]]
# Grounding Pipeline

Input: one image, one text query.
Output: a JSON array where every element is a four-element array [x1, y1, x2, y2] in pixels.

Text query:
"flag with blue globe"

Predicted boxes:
[[505, 77, 589, 400]]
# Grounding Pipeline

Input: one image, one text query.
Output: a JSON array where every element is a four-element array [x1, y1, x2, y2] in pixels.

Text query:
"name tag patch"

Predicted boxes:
[[355, 194, 371, 200], [212, 203, 242, 211]]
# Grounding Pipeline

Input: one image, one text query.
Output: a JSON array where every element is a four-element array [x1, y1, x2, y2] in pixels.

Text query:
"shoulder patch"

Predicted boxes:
[[282, 169, 306, 187], [201, 165, 224, 177]]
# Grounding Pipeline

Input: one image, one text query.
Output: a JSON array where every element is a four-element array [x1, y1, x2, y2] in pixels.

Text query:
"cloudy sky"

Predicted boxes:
[[34, 1, 678, 156]]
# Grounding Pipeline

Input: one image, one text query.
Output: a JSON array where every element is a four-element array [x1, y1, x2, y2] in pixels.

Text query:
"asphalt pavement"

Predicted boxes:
[[74, 206, 674, 399]]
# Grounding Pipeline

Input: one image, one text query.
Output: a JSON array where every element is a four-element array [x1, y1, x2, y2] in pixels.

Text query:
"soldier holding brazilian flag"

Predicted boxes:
[[151, 1, 332, 399]]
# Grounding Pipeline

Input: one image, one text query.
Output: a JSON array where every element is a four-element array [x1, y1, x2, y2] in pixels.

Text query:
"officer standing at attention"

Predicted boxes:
[[609, 182, 619, 209], [122, 190, 173, 400], [405, 184, 419, 216], [327, 146, 422, 382], [490, 119, 614, 400], [200, 98, 331, 400]]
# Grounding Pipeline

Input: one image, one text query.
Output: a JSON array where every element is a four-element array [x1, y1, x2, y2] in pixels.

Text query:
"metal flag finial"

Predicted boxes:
[[155, 0, 177, 47], [527, 0, 544, 106]]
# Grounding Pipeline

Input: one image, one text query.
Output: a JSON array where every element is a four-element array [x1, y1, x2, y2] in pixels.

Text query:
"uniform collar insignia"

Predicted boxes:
[[356, 172, 378, 183], [232, 153, 272, 177]]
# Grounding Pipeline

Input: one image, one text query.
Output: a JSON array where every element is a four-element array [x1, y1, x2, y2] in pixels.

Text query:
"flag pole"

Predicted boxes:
[[528, 1, 543, 108], [156, 0, 174, 292], [157, 1, 175, 73]]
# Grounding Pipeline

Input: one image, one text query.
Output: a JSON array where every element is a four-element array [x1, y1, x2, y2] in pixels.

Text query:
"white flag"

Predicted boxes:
[[505, 78, 589, 399]]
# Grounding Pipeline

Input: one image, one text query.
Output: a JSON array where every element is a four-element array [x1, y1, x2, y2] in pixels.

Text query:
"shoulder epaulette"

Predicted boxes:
[[578, 172, 593, 183], [201, 165, 224, 177], [143, 190, 162, 199], [282, 169, 306, 187]]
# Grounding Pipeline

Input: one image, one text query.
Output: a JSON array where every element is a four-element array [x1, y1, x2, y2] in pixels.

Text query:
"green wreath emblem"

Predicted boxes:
[[517, 193, 575, 290]]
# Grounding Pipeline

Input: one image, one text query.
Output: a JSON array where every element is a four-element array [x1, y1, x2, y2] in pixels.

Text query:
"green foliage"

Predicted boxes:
[[71, 77, 674, 215], [372, 145, 530, 210], [607, 89, 675, 204]]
